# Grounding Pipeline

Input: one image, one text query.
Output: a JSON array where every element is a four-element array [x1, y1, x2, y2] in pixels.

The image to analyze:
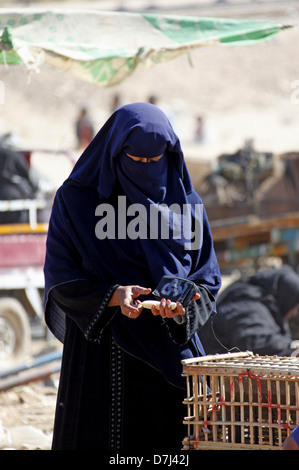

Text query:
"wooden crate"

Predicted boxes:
[[182, 351, 299, 450]]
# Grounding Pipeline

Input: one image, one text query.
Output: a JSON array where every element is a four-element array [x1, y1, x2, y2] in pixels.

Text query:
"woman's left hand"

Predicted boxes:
[[151, 293, 200, 318]]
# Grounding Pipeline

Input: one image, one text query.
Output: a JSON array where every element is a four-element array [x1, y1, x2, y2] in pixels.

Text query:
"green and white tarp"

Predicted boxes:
[[0, 8, 291, 87]]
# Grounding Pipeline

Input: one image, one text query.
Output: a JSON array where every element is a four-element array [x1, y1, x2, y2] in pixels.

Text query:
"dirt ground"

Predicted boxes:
[[2, 0, 299, 190], [0, 339, 61, 450]]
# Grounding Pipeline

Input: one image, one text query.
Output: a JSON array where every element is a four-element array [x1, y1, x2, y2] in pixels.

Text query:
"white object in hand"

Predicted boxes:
[[141, 300, 177, 310]]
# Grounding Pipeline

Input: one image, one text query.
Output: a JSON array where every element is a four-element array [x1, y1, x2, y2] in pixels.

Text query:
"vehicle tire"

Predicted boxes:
[[0, 297, 31, 368]]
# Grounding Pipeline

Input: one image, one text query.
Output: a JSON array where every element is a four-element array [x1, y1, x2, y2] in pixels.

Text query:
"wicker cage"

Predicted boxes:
[[182, 351, 299, 450]]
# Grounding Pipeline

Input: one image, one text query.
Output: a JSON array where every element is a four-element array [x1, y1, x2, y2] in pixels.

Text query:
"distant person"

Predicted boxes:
[[199, 266, 299, 357], [0, 135, 38, 224], [283, 426, 299, 450], [75, 107, 94, 149], [44, 102, 221, 451]]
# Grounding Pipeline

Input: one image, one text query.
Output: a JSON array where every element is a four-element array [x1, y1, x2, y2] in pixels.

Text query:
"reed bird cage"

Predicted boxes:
[[182, 351, 299, 450]]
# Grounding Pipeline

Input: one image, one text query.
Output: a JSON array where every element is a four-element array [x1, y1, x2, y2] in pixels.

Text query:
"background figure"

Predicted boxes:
[[283, 426, 299, 450], [147, 94, 157, 105], [199, 265, 299, 357], [75, 107, 94, 149]]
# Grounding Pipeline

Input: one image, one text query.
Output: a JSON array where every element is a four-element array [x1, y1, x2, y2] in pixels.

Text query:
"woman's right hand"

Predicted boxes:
[[108, 285, 152, 319]]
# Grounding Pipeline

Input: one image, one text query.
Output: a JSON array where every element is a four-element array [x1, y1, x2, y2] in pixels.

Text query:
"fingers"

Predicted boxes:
[[151, 294, 200, 318], [131, 286, 152, 298], [118, 286, 199, 320]]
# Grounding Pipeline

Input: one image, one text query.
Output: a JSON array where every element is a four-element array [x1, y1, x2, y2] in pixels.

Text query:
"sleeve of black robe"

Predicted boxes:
[[45, 187, 214, 346], [44, 190, 119, 342], [48, 280, 119, 342]]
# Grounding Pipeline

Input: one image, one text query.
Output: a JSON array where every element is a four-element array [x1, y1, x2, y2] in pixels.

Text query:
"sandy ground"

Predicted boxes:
[[1, 0, 299, 450], [0, 380, 57, 450]]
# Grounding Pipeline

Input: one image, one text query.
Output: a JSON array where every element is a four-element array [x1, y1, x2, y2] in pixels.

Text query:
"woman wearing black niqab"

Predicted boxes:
[[44, 102, 221, 451]]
